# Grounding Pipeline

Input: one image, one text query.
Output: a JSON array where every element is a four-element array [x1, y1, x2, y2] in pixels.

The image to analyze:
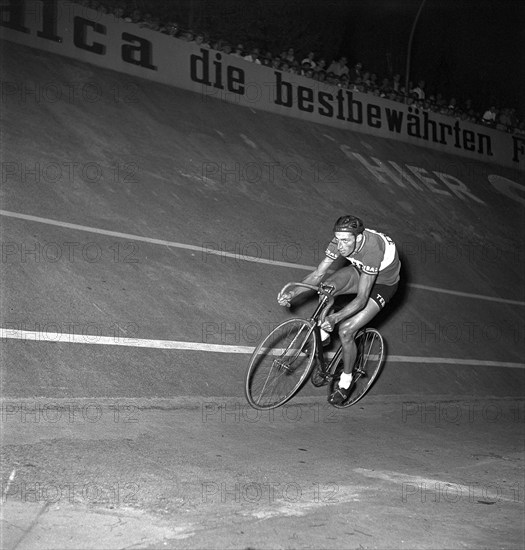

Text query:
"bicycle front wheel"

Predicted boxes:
[[245, 318, 317, 410], [329, 328, 385, 409]]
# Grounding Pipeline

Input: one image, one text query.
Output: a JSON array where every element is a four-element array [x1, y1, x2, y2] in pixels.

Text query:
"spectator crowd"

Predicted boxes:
[[75, 0, 524, 136]]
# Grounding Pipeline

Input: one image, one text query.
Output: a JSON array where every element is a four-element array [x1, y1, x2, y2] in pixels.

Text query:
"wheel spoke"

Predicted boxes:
[[253, 360, 280, 404], [245, 319, 316, 409]]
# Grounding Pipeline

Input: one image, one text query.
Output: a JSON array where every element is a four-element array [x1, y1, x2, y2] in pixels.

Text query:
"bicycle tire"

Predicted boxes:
[[328, 328, 385, 409], [245, 318, 317, 410]]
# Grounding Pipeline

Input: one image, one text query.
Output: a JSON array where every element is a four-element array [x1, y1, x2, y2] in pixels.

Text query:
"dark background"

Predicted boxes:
[[130, 0, 524, 114]]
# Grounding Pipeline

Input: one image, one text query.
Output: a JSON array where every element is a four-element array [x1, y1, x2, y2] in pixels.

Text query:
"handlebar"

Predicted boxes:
[[281, 281, 334, 297]]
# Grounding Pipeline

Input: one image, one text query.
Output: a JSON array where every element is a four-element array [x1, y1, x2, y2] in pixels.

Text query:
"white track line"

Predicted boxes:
[[404, 283, 525, 305], [1, 329, 523, 369], [0, 210, 311, 270], [0, 328, 253, 354], [1, 209, 524, 306], [2, 469, 17, 499]]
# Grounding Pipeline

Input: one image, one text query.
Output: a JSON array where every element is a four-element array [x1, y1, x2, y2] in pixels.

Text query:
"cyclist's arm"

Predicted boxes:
[[331, 271, 377, 323], [299, 256, 334, 290], [279, 257, 334, 303]]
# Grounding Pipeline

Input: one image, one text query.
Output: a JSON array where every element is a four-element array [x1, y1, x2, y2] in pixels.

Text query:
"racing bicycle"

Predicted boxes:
[[244, 282, 386, 410]]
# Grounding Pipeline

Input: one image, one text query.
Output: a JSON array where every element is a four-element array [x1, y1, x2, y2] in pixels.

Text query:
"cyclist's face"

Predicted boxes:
[[335, 231, 357, 256]]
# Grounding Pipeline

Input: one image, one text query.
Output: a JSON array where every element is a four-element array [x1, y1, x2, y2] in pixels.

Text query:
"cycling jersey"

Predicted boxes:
[[325, 228, 401, 285]]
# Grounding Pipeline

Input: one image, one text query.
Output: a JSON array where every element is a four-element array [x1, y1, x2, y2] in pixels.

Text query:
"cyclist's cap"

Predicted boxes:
[[333, 215, 365, 235]]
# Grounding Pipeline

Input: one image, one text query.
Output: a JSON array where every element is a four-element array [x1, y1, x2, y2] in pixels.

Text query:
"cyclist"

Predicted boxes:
[[277, 215, 401, 405]]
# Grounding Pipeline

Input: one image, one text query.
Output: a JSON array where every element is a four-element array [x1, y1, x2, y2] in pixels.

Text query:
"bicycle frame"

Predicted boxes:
[[280, 281, 342, 378]]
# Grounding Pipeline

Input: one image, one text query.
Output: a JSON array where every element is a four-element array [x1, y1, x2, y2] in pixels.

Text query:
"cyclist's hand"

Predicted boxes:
[[320, 314, 336, 333], [277, 291, 292, 307]]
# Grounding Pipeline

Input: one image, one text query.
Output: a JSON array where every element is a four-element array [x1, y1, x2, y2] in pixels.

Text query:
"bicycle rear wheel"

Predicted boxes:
[[329, 328, 385, 409], [245, 319, 317, 410]]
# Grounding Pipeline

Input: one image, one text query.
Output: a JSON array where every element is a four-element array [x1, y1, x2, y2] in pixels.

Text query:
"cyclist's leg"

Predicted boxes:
[[335, 281, 399, 371], [328, 299, 380, 404], [337, 298, 381, 375], [329, 282, 398, 403], [317, 266, 360, 344]]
